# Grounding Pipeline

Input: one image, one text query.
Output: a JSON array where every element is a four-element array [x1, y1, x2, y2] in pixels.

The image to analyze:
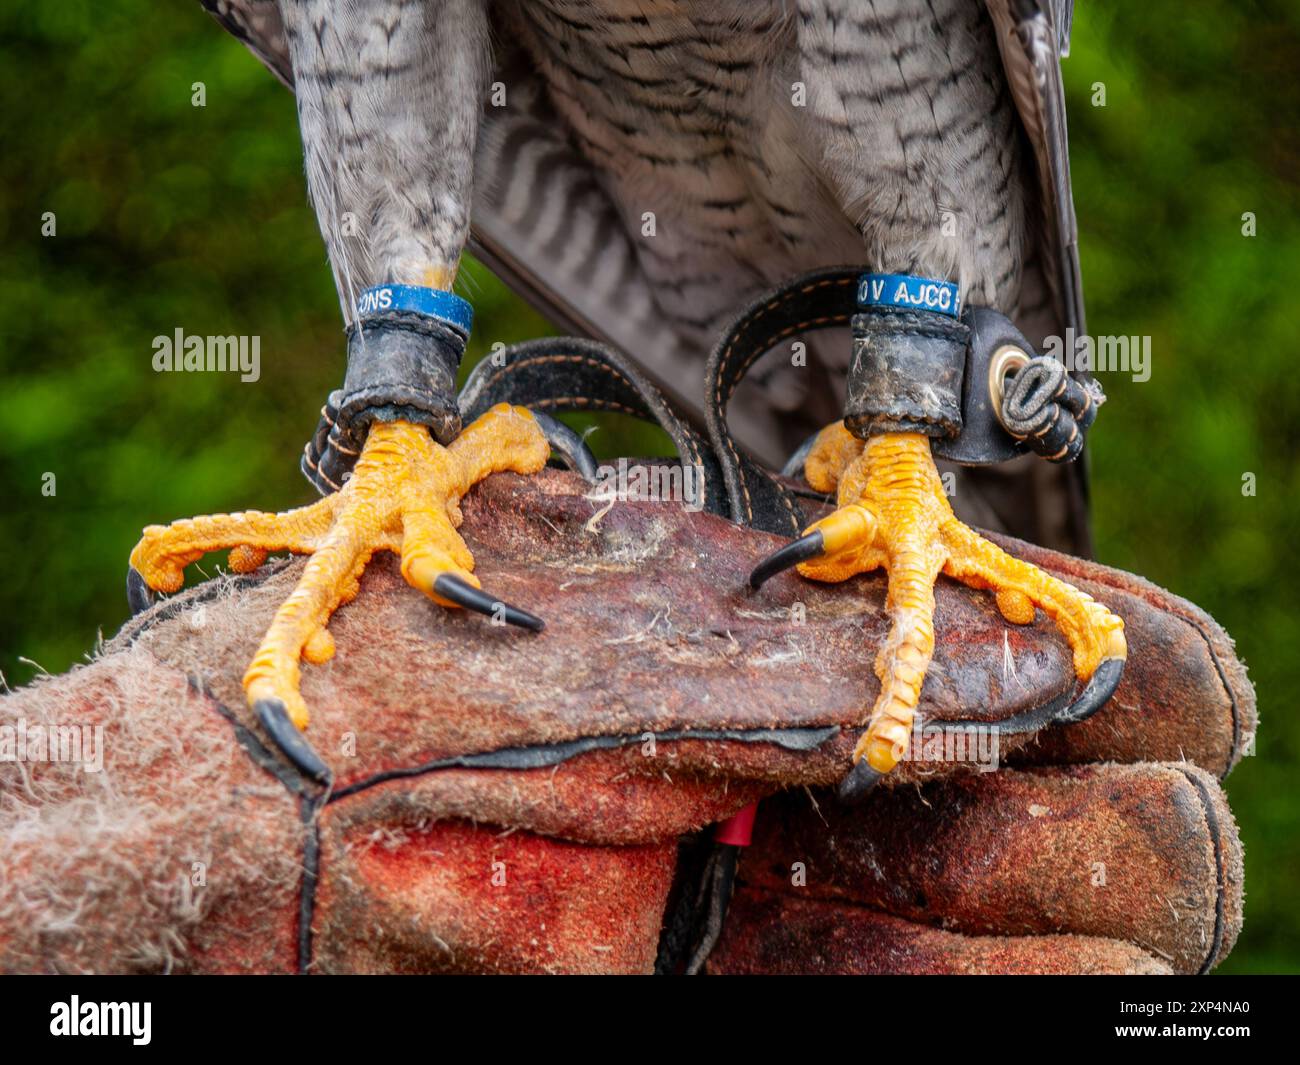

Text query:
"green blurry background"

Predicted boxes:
[[1, 2, 1296, 971]]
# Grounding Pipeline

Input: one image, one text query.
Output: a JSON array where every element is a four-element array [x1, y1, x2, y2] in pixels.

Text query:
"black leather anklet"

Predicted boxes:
[[844, 307, 970, 440], [302, 312, 466, 494]]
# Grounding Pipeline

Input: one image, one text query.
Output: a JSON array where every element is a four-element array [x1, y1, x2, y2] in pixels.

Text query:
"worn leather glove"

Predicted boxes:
[[0, 470, 1250, 974], [709, 524, 1251, 975]]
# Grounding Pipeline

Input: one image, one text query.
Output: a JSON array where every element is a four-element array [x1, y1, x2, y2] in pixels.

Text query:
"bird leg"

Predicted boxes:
[[129, 404, 561, 777], [751, 423, 1127, 798]]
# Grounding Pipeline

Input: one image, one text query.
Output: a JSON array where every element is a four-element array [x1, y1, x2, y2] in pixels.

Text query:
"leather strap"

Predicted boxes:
[[702, 266, 1103, 536], [300, 266, 1100, 531], [704, 267, 861, 538], [458, 336, 726, 517], [1002, 356, 1102, 463]]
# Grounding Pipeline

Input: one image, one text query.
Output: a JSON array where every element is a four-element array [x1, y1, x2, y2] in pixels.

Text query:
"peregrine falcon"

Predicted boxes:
[[130, 0, 1124, 793]]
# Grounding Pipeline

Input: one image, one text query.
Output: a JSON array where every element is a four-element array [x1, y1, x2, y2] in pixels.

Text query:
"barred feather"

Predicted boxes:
[[198, 0, 1091, 551]]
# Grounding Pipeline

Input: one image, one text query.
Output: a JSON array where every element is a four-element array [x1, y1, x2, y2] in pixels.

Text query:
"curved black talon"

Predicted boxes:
[[748, 530, 826, 591], [531, 410, 598, 483], [255, 698, 331, 782], [433, 573, 545, 632], [126, 566, 155, 616], [1058, 656, 1125, 724], [781, 431, 820, 479], [836, 758, 884, 804]]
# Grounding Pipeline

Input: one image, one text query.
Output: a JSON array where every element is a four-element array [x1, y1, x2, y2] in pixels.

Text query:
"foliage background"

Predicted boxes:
[[1, 1, 1296, 972]]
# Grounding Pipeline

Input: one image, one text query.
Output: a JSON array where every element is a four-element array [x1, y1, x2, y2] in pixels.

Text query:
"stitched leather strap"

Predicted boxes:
[[704, 267, 861, 537], [339, 314, 465, 442], [459, 336, 726, 517], [703, 267, 1103, 536], [301, 267, 1100, 523]]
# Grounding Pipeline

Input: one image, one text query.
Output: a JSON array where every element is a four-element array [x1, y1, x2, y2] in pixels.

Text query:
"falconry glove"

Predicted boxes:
[[6, 425, 1250, 975], [20, 301, 1251, 974]]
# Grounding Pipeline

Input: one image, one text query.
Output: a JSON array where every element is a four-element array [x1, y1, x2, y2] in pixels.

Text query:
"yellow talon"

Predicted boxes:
[[129, 404, 552, 739], [790, 422, 1126, 779]]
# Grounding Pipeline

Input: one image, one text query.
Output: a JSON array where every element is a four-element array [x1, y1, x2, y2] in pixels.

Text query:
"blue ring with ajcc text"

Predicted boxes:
[[858, 273, 962, 318]]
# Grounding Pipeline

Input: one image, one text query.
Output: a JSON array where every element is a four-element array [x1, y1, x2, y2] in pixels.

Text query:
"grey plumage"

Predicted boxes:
[[200, 0, 1091, 551]]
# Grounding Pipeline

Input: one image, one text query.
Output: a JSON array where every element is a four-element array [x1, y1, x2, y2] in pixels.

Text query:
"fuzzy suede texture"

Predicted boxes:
[[724, 763, 1243, 974], [0, 469, 1253, 973], [313, 818, 677, 974], [0, 649, 302, 974], [114, 470, 1254, 792], [709, 890, 1175, 975]]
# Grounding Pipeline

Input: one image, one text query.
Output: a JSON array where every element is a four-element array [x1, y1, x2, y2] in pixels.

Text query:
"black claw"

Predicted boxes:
[[837, 759, 884, 804], [748, 530, 826, 590], [1058, 656, 1125, 724], [781, 431, 820, 479], [255, 698, 331, 782], [126, 566, 155, 616], [433, 573, 545, 632], [531, 410, 599, 483]]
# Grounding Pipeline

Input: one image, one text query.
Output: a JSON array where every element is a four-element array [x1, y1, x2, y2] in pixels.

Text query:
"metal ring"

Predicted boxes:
[[988, 344, 1031, 431]]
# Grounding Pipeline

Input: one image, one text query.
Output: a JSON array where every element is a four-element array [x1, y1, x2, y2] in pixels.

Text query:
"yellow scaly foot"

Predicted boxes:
[[750, 423, 1126, 800], [128, 404, 583, 779]]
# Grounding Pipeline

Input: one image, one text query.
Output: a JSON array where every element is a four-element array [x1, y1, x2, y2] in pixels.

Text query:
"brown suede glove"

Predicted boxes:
[[0, 471, 1252, 974], [710, 531, 1253, 976]]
